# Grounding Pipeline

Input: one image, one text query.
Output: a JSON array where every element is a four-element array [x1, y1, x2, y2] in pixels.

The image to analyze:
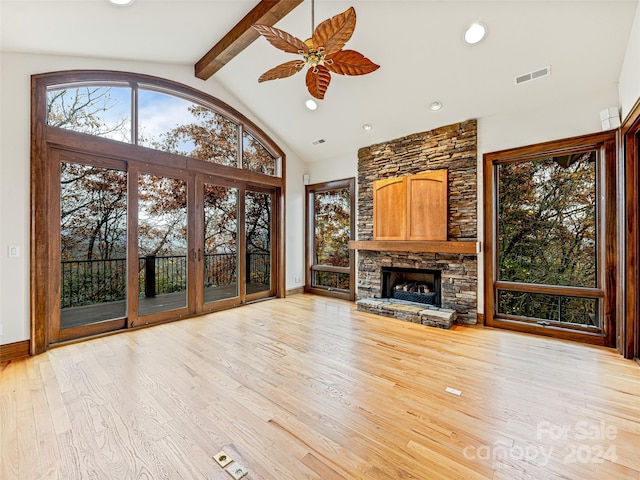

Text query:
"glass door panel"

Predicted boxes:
[[60, 162, 127, 329], [312, 187, 351, 292], [138, 174, 188, 316], [203, 183, 239, 304], [245, 190, 273, 296], [304, 179, 355, 300]]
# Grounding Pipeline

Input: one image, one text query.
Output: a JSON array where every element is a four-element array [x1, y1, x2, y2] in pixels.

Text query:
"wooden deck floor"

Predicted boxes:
[[2, 294, 639, 479], [61, 283, 268, 329]]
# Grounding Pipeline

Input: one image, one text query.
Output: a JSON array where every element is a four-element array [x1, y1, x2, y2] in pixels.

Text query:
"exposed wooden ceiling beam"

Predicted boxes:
[[195, 0, 304, 81]]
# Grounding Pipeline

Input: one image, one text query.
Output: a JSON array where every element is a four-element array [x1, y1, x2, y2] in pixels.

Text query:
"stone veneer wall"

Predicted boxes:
[[356, 120, 478, 324]]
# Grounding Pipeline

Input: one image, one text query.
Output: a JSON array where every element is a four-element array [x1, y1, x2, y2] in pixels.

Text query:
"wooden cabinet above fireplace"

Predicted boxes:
[[373, 170, 448, 241]]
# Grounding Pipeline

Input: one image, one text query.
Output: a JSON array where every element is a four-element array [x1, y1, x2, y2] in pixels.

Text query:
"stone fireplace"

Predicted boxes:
[[353, 120, 478, 326]]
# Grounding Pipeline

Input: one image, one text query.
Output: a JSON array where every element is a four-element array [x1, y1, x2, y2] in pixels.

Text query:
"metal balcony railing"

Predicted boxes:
[[60, 252, 270, 309]]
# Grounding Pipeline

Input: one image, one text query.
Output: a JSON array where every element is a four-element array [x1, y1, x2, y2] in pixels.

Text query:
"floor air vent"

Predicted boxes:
[[515, 66, 550, 85]]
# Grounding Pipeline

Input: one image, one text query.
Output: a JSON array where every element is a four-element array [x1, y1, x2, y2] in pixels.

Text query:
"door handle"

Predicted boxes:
[[198, 248, 203, 261]]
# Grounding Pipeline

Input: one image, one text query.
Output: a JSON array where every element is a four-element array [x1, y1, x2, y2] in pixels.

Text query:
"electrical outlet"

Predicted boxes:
[[294, 276, 301, 283], [213, 451, 232, 468], [7, 246, 20, 258], [226, 461, 248, 479]]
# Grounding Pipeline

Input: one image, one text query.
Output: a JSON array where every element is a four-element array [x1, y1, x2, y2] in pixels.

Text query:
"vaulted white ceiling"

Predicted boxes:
[[1, 0, 636, 163]]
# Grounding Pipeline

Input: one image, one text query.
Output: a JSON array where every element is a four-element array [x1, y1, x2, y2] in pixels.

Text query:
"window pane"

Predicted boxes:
[[138, 89, 238, 167], [497, 152, 597, 287], [313, 271, 350, 291], [242, 131, 276, 175], [245, 191, 272, 294], [204, 184, 239, 303], [138, 174, 188, 315], [47, 86, 132, 142], [497, 290, 600, 327], [314, 188, 351, 267], [60, 163, 127, 327]]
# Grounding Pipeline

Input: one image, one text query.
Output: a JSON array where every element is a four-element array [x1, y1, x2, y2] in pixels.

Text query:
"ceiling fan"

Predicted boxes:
[[252, 3, 380, 100]]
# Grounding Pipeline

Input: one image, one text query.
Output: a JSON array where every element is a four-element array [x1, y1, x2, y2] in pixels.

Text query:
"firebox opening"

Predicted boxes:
[[381, 267, 442, 307]]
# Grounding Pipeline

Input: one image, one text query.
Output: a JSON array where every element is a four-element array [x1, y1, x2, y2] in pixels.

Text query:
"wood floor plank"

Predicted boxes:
[[1, 294, 639, 479]]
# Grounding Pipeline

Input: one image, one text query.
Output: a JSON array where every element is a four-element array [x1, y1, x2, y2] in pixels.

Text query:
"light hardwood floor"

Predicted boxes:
[[1, 294, 639, 479]]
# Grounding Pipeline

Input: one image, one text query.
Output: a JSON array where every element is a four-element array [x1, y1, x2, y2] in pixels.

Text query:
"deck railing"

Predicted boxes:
[[60, 257, 127, 309], [61, 252, 270, 308]]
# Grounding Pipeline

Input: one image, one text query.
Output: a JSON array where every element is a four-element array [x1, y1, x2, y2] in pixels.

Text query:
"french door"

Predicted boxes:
[[53, 150, 275, 343]]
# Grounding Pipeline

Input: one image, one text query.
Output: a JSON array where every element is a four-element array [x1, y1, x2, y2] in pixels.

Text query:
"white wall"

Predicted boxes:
[[304, 155, 357, 186], [305, 85, 621, 316], [620, 0, 640, 120], [0, 52, 306, 345]]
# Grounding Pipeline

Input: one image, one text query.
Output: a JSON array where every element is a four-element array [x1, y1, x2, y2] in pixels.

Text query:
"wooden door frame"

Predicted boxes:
[[483, 131, 617, 346], [304, 178, 356, 301], [196, 174, 244, 314], [621, 100, 640, 359], [244, 185, 278, 303], [52, 149, 130, 343], [132, 168, 193, 328], [30, 71, 286, 354]]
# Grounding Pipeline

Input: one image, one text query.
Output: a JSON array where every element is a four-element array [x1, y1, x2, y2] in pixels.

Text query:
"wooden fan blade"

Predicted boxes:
[[325, 50, 380, 76], [252, 24, 308, 54], [258, 60, 305, 82], [312, 7, 356, 56], [306, 65, 332, 100]]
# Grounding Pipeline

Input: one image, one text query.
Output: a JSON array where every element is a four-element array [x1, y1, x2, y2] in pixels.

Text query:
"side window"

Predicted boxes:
[[305, 179, 355, 300], [484, 131, 617, 347], [243, 131, 276, 175], [47, 85, 132, 142], [46, 82, 280, 177], [138, 89, 239, 168], [496, 152, 599, 326]]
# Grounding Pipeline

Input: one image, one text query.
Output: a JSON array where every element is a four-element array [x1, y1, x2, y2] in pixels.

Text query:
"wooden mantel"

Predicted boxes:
[[348, 240, 480, 255]]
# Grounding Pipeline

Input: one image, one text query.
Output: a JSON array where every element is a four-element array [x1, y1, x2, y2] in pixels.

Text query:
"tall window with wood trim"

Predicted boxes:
[[622, 108, 640, 360], [305, 179, 355, 300], [484, 132, 617, 346], [31, 71, 285, 353]]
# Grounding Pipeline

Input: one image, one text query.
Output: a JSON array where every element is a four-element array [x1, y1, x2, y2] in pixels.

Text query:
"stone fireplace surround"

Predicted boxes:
[[354, 120, 478, 325]]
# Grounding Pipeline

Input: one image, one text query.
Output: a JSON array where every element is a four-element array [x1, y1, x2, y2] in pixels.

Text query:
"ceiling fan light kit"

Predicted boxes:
[[252, 4, 380, 100]]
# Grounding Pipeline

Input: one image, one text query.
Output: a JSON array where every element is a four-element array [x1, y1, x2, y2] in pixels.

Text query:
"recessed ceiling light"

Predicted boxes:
[[429, 101, 442, 111], [107, 0, 135, 5], [362, 123, 373, 131], [305, 99, 318, 110], [464, 23, 486, 44]]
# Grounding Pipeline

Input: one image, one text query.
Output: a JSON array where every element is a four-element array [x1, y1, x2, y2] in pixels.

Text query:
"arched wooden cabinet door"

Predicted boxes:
[[373, 170, 448, 241], [406, 170, 448, 241], [373, 176, 407, 240]]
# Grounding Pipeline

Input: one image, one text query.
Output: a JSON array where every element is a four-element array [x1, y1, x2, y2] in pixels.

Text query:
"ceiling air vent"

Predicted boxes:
[[514, 66, 550, 85], [312, 138, 326, 145]]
